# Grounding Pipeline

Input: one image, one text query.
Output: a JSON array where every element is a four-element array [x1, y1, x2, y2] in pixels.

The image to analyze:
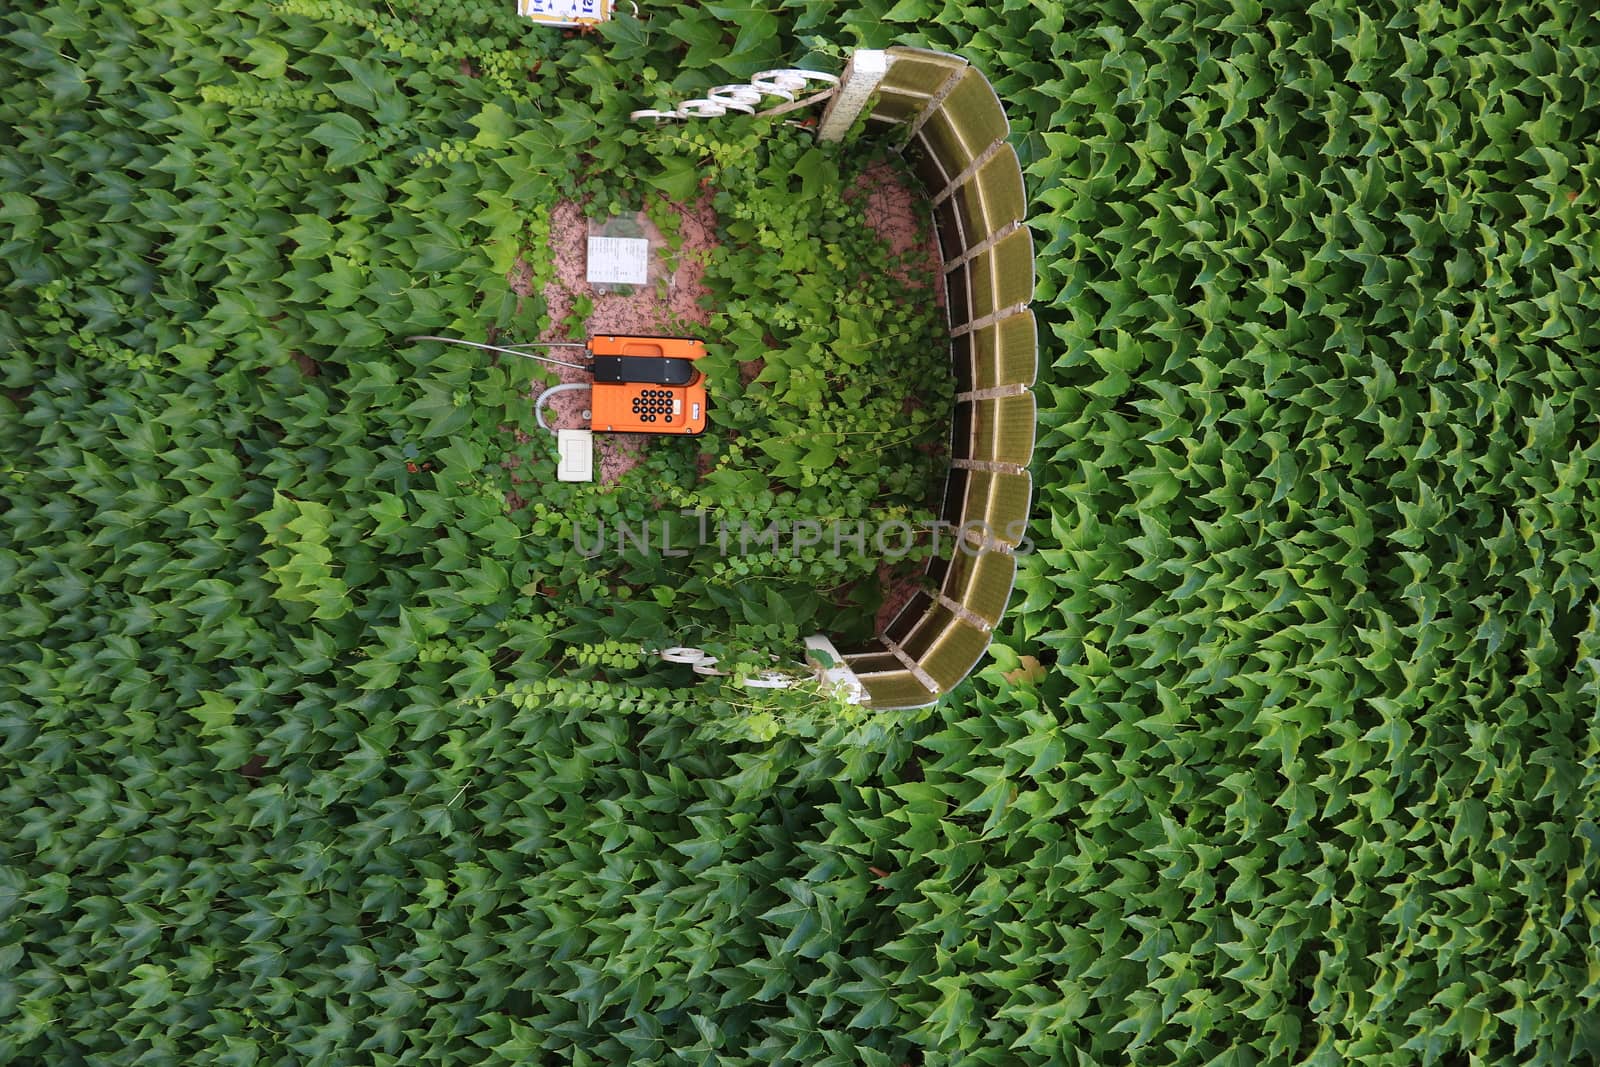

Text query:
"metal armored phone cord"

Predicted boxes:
[[406, 335, 593, 436], [532, 382, 592, 433], [406, 334, 590, 370]]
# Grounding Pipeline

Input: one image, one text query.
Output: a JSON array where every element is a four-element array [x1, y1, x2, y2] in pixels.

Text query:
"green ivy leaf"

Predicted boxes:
[[307, 113, 371, 169], [471, 103, 516, 150]]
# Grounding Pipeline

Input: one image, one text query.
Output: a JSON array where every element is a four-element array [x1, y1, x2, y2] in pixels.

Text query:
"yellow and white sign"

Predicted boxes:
[[518, 0, 612, 26]]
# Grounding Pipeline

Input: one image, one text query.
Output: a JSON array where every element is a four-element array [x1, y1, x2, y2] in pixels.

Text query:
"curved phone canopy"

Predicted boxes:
[[833, 48, 1038, 709]]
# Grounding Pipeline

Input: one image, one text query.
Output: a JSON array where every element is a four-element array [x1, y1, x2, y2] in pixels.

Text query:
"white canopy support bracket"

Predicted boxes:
[[805, 634, 865, 704], [816, 50, 890, 143]]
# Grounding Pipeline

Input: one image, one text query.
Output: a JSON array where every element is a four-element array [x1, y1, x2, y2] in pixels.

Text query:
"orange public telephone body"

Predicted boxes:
[[587, 335, 709, 435]]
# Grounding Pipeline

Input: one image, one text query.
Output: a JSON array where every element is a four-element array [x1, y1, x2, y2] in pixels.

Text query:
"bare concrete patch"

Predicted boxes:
[[847, 159, 946, 308]]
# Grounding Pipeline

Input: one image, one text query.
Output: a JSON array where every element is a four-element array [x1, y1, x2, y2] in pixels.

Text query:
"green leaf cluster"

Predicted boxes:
[[5, 0, 1600, 1064]]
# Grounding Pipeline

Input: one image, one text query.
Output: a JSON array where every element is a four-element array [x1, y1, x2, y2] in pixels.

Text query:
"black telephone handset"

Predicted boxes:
[[589, 355, 698, 386]]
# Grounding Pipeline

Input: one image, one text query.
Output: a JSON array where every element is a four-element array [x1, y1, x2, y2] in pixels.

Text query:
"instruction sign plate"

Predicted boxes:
[[586, 236, 650, 286], [519, 0, 612, 25]]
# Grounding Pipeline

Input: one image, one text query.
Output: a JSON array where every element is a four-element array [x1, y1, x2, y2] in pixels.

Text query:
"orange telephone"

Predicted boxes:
[[586, 335, 708, 435], [406, 333, 710, 436]]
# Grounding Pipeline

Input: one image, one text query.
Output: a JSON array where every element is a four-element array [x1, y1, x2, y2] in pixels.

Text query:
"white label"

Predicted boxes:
[[586, 236, 650, 285]]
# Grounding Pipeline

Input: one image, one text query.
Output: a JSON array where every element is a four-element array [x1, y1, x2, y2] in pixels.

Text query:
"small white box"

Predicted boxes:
[[557, 429, 594, 482], [586, 236, 650, 286]]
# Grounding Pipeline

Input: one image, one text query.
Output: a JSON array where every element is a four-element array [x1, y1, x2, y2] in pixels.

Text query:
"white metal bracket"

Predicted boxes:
[[816, 49, 891, 143]]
